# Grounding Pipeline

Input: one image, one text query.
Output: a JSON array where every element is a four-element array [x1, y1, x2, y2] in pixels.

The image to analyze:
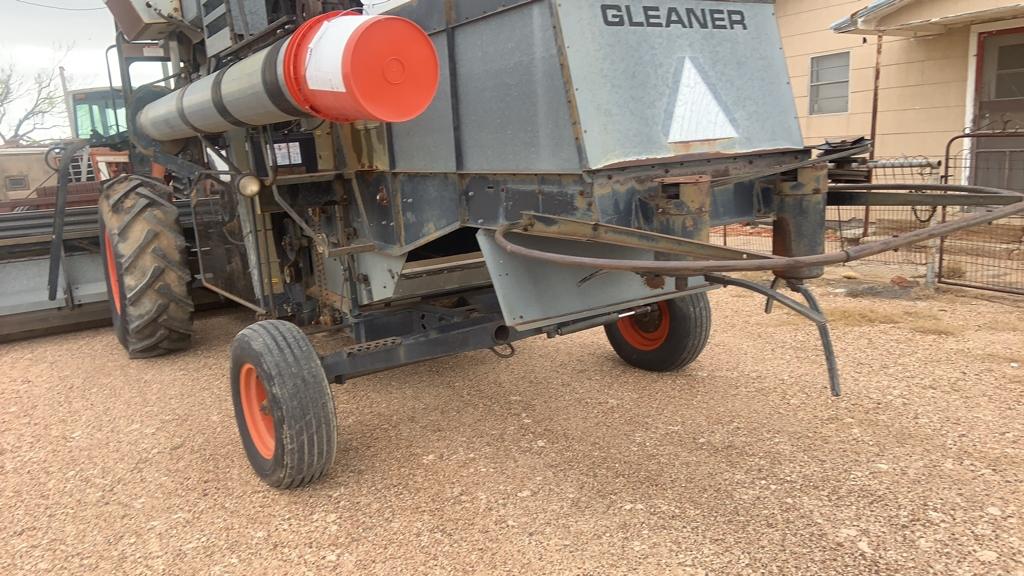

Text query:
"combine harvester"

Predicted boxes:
[[28, 0, 1024, 488]]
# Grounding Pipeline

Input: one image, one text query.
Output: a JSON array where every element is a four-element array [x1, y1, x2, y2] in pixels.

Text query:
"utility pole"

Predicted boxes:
[[58, 66, 75, 140]]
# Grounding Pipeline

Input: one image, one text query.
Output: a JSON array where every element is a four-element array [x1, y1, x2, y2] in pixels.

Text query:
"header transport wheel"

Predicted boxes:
[[98, 176, 194, 358], [605, 293, 712, 372], [230, 320, 337, 489]]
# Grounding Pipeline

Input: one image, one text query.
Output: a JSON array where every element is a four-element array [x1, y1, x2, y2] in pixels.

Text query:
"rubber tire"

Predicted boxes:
[[231, 320, 337, 489], [605, 292, 712, 372], [99, 175, 193, 358]]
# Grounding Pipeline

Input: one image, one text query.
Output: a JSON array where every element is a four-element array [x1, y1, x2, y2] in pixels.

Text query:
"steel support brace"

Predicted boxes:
[[495, 184, 1024, 275], [827, 191, 1020, 207], [520, 212, 776, 263], [321, 313, 539, 382], [773, 164, 827, 280], [47, 141, 90, 302], [706, 274, 841, 397], [791, 283, 841, 397]]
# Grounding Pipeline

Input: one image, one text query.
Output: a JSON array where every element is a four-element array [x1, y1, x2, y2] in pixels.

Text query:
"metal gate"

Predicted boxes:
[[940, 129, 1024, 295]]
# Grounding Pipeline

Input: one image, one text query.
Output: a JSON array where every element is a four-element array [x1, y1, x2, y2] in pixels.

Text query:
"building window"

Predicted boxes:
[[809, 52, 850, 115], [995, 43, 1024, 100], [4, 175, 29, 192]]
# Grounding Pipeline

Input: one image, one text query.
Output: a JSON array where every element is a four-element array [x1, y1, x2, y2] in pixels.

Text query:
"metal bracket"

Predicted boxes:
[[705, 274, 841, 397], [322, 313, 534, 381], [327, 241, 376, 258], [520, 212, 776, 263], [47, 141, 90, 302], [490, 342, 516, 358]]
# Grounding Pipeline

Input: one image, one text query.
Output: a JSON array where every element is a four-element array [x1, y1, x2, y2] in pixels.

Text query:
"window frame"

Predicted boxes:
[[4, 175, 29, 192], [992, 41, 1024, 101], [808, 50, 852, 116]]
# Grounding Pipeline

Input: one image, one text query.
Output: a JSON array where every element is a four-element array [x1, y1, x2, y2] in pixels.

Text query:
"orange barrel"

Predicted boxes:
[[283, 12, 440, 123], [136, 11, 438, 142]]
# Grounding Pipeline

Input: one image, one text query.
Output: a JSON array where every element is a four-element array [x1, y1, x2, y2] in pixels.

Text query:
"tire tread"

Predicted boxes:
[[605, 292, 712, 372], [99, 176, 193, 358], [231, 320, 337, 489]]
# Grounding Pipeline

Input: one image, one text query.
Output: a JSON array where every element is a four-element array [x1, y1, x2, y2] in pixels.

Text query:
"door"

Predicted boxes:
[[974, 29, 1024, 190]]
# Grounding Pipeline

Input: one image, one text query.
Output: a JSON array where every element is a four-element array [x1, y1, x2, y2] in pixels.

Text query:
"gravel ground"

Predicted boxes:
[[1, 278, 1022, 575]]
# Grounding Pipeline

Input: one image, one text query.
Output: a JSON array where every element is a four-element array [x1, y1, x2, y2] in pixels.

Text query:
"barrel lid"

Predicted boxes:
[[283, 11, 439, 123]]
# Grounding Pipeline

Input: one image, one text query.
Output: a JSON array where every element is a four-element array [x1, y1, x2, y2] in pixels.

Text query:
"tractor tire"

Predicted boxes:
[[605, 292, 712, 372], [99, 175, 193, 358], [230, 320, 337, 489]]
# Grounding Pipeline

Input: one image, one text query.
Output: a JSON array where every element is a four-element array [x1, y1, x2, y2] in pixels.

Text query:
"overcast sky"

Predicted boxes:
[[1, 0, 118, 140], [0, 0, 409, 86], [1, 0, 119, 89]]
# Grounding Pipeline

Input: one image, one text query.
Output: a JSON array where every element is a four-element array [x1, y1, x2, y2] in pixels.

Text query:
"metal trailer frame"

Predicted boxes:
[[94, 1, 812, 377], [66, 0, 1019, 394]]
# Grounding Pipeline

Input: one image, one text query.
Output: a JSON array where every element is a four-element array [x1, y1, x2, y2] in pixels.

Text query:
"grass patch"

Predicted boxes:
[[825, 306, 907, 327], [942, 262, 967, 279], [990, 317, 1024, 333], [906, 319, 965, 336], [816, 305, 964, 337]]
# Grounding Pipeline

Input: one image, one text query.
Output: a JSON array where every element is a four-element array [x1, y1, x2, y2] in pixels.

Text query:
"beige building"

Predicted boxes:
[[777, 0, 1024, 169]]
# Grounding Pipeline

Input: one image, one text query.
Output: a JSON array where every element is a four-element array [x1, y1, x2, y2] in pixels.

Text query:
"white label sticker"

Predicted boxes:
[[305, 15, 373, 93], [267, 143, 303, 166], [669, 58, 738, 143]]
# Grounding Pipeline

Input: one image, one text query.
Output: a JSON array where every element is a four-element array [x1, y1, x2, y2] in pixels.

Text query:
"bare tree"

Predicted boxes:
[[0, 61, 67, 146]]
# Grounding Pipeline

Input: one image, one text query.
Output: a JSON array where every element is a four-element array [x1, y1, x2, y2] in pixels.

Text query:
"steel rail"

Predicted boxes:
[[494, 183, 1024, 275], [1, 201, 194, 243], [47, 141, 91, 301], [710, 143, 871, 189]]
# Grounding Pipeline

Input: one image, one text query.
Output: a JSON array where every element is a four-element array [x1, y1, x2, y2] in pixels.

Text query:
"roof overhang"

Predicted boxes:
[[0, 148, 49, 155], [833, 1, 1024, 37], [832, 0, 909, 34]]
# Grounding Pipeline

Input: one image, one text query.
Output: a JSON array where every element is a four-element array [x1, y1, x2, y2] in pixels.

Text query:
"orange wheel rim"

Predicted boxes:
[[617, 301, 670, 351], [240, 363, 276, 459], [104, 230, 122, 315]]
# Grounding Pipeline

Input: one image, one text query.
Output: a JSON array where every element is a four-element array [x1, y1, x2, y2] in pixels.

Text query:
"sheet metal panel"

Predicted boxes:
[[396, 173, 461, 247], [391, 34, 457, 172], [0, 253, 106, 316], [452, 1, 581, 173], [376, 0, 446, 32], [555, 1, 804, 168], [478, 230, 705, 330]]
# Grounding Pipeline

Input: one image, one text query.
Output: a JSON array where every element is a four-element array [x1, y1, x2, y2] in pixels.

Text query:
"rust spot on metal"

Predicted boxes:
[[642, 274, 666, 290], [597, 147, 803, 170], [656, 175, 711, 185]]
